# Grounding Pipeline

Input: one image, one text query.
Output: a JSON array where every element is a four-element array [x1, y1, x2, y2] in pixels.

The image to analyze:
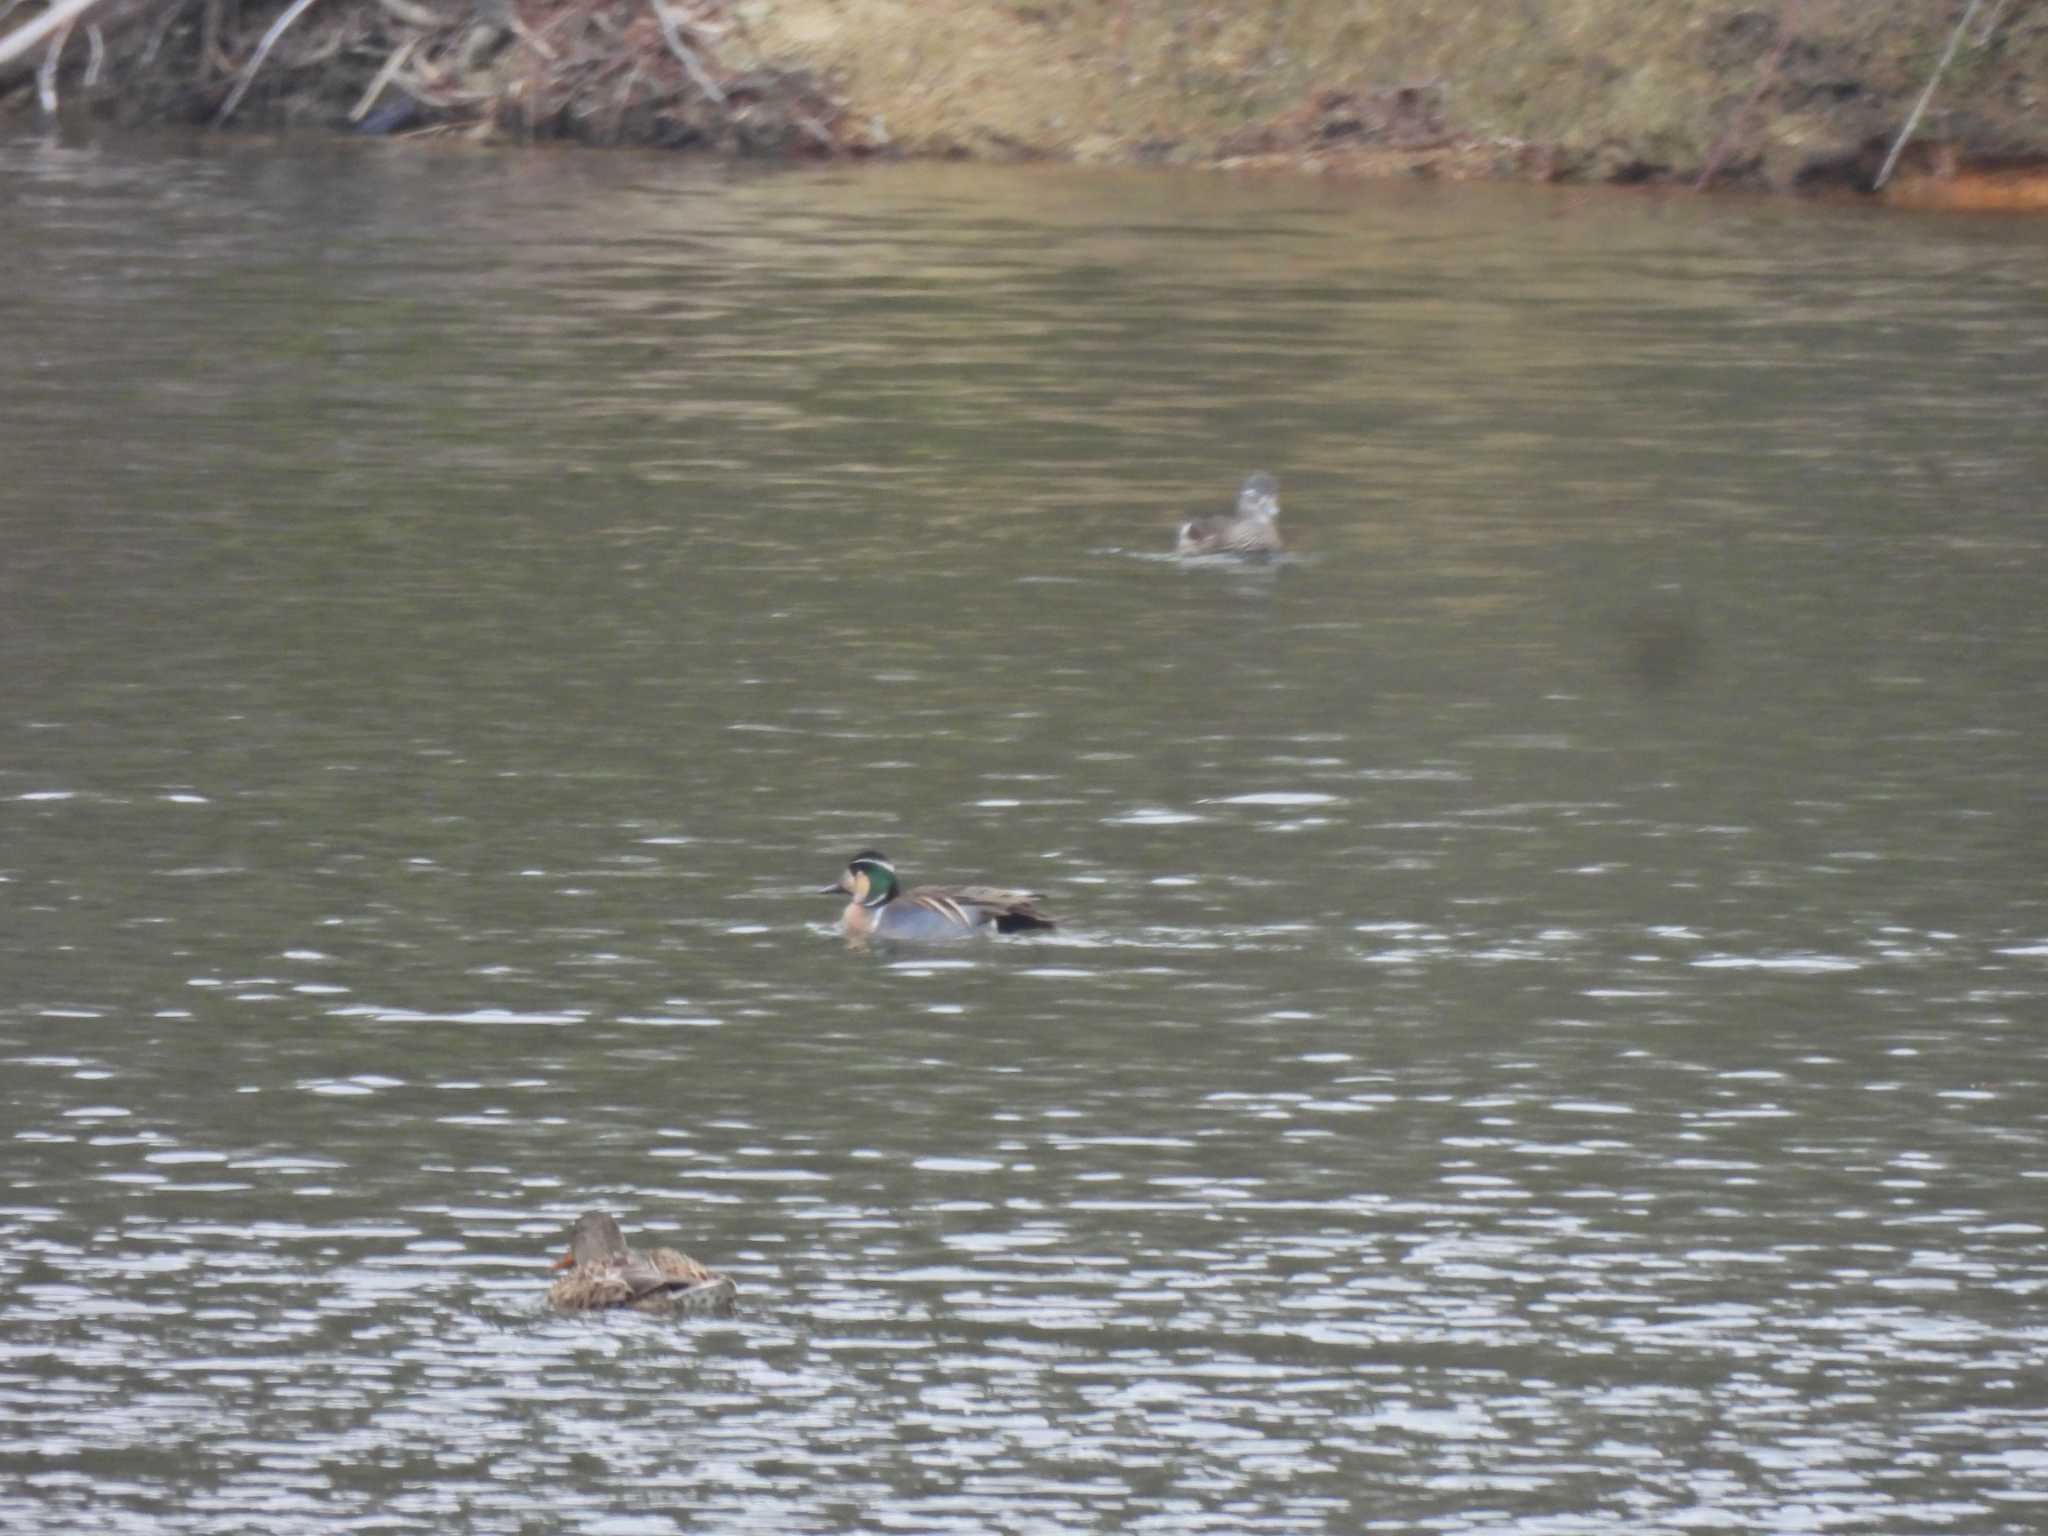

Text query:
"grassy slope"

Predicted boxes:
[[752, 0, 2048, 182]]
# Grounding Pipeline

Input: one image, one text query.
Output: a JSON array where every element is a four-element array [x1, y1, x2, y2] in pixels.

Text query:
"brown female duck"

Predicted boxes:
[[545, 1210, 736, 1316], [1177, 471, 1284, 556]]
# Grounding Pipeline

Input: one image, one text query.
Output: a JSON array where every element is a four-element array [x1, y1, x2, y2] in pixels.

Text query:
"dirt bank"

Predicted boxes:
[[4, 1, 2046, 204]]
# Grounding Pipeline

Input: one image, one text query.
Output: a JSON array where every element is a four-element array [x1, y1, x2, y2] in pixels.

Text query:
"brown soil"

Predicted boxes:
[[5, 0, 2047, 203]]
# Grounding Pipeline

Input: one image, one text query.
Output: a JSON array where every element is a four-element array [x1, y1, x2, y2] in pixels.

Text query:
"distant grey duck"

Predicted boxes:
[[546, 1211, 735, 1316], [1177, 471, 1283, 556], [821, 849, 1058, 940]]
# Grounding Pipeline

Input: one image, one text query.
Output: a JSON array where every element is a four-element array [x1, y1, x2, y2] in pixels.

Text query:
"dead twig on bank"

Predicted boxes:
[[1875, 0, 1984, 189], [348, 32, 414, 120], [1695, 0, 1800, 189], [213, 0, 324, 124], [0, 0, 110, 72], [502, 2, 558, 63], [790, 108, 831, 149], [36, 19, 68, 109], [199, 0, 224, 78], [372, 0, 440, 28], [603, 58, 643, 138], [648, 0, 723, 103], [0, 0, 828, 152], [140, 1, 183, 66]]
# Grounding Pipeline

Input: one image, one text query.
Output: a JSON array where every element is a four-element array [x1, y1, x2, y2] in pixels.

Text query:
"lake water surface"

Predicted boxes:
[[3, 128, 2047, 1534]]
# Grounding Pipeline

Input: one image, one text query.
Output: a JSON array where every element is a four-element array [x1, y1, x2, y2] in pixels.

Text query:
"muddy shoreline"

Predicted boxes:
[[4, 2, 2045, 209]]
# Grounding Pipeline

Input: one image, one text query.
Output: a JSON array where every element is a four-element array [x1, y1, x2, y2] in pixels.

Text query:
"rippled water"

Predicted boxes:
[[3, 127, 2047, 1533]]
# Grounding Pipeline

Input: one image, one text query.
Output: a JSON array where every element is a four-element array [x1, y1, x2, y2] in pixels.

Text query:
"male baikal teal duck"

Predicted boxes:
[[1177, 471, 1284, 556], [821, 850, 1059, 940], [546, 1211, 736, 1316]]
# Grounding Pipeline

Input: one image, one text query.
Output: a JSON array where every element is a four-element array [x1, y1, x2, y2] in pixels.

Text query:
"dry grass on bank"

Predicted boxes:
[[3, 1, 2045, 194], [755, 0, 2048, 179], [0, 0, 849, 150]]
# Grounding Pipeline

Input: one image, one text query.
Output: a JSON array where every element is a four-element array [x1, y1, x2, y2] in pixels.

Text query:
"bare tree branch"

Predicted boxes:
[[349, 33, 416, 121], [1875, 0, 1984, 190], [0, 0, 112, 72], [214, 0, 325, 125], [1695, 0, 1801, 190], [373, 0, 443, 28], [648, 0, 724, 104], [36, 19, 70, 110]]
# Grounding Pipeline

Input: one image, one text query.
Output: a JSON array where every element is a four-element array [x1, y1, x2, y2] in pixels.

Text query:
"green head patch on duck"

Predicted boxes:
[[845, 850, 898, 907]]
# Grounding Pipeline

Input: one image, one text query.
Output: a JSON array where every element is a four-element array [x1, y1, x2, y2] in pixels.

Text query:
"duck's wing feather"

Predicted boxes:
[[647, 1249, 739, 1314], [923, 883, 1059, 932], [550, 1251, 737, 1314]]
